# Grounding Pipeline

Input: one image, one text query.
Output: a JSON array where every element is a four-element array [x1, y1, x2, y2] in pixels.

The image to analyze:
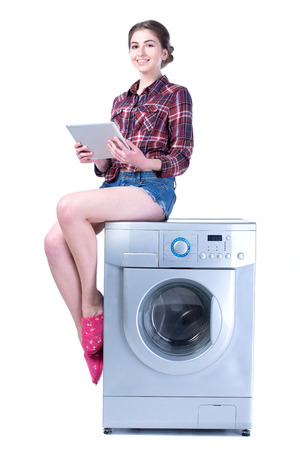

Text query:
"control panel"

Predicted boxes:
[[199, 233, 232, 262], [160, 230, 255, 268]]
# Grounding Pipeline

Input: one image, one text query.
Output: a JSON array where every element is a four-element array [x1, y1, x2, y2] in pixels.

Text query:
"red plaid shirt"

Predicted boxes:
[[95, 75, 193, 181]]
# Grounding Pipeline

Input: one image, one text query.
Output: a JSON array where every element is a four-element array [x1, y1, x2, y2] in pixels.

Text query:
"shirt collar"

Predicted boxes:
[[128, 75, 169, 96]]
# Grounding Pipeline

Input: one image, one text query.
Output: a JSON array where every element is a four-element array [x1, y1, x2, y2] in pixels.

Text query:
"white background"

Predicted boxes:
[[1, 0, 299, 448]]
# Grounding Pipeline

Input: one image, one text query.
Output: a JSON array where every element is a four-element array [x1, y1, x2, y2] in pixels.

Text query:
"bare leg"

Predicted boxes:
[[44, 221, 104, 339], [56, 186, 165, 318]]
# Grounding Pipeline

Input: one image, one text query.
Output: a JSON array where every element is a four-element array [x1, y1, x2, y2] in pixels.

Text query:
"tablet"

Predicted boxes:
[[66, 122, 129, 159]]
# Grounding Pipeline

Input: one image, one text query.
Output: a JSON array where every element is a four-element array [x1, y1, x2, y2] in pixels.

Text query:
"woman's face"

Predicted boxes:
[[129, 29, 168, 77]]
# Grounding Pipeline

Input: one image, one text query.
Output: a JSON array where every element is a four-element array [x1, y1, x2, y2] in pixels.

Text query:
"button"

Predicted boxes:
[[225, 253, 231, 259], [237, 252, 245, 260], [226, 235, 231, 241], [209, 253, 215, 259], [199, 252, 206, 260], [217, 253, 223, 259]]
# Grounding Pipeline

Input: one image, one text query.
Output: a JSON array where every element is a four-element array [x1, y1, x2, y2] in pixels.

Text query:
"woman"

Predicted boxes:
[[44, 20, 193, 385]]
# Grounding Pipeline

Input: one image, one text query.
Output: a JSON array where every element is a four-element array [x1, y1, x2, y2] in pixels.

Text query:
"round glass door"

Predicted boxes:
[[139, 280, 212, 359]]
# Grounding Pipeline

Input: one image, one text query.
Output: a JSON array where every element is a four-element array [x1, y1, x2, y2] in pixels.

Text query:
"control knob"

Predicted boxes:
[[171, 237, 190, 257]]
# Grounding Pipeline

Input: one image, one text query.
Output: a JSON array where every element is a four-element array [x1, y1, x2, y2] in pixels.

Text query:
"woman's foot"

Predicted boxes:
[[82, 312, 104, 355], [84, 347, 103, 385]]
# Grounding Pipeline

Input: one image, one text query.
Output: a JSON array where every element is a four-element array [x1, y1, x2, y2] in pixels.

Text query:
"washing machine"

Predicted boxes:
[[102, 219, 256, 436]]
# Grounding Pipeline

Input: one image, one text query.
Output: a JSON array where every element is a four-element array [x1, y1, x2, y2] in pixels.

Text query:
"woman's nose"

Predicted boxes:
[[137, 46, 146, 56]]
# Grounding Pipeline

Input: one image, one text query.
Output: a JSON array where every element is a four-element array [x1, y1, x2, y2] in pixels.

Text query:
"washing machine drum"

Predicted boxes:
[[124, 268, 235, 374], [142, 282, 211, 357]]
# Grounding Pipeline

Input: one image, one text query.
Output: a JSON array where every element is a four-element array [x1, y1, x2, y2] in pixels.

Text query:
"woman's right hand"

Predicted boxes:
[[75, 141, 95, 163], [74, 142, 109, 173]]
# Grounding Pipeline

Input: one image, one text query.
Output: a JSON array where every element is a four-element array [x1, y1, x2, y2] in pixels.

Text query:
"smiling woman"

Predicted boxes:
[[44, 19, 193, 386], [128, 20, 174, 69], [129, 31, 168, 95]]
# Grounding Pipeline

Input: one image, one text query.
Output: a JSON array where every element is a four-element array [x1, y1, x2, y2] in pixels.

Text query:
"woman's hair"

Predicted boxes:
[[128, 20, 174, 68]]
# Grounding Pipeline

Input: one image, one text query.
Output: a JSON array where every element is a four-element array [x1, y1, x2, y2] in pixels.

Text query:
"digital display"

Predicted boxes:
[[208, 235, 222, 241]]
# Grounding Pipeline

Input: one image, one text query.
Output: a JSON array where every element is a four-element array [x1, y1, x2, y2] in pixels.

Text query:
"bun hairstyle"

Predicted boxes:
[[128, 20, 174, 68]]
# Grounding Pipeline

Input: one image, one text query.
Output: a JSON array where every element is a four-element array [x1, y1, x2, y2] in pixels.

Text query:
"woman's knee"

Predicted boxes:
[[56, 191, 105, 226], [44, 223, 66, 262], [56, 194, 77, 227]]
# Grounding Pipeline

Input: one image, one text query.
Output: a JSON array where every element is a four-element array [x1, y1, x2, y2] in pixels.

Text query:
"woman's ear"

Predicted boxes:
[[162, 48, 168, 61]]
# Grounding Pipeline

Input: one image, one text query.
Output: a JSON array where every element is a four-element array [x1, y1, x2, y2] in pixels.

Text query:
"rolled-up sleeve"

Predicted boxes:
[[155, 87, 193, 178]]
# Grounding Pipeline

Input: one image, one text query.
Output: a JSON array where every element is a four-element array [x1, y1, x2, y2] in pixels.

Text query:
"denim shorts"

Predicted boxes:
[[99, 171, 176, 219]]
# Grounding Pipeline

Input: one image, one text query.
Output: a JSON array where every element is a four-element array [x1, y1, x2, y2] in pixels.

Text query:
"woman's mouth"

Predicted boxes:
[[137, 59, 149, 65]]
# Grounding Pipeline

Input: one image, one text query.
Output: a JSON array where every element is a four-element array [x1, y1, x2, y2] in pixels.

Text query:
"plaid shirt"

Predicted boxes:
[[95, 75, 193, 181]]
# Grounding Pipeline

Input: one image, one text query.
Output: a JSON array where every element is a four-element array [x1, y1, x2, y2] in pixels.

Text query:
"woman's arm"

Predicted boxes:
[[94, 159, 110, 173], [154, 87, 193, 178]]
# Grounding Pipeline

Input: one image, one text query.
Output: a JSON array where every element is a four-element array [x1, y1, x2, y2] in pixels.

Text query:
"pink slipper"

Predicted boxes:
[[81, 313, 103, 355], [84, 347, 103, 385]]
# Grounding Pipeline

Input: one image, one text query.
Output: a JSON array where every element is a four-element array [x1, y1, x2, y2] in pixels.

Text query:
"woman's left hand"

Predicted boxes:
[[107, 137, 149, 170]]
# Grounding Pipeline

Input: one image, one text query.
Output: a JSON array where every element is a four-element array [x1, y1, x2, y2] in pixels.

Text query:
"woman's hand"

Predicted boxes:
[[107, 137, 162, 171], [74, 142, 109, 172], [75, 141, 94, 163]]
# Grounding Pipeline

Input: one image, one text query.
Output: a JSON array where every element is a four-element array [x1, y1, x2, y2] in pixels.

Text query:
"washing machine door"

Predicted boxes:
[[123, 268, 235, 375]]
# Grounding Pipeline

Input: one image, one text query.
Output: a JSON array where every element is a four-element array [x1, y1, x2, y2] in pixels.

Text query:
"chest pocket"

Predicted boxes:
[[134, 104, 159, 132], [111, 107, 132, 136]]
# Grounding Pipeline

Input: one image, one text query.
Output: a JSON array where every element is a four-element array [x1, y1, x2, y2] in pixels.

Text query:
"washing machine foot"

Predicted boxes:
[[103, 428, 112, 435], [242, 429, 251, 436]]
